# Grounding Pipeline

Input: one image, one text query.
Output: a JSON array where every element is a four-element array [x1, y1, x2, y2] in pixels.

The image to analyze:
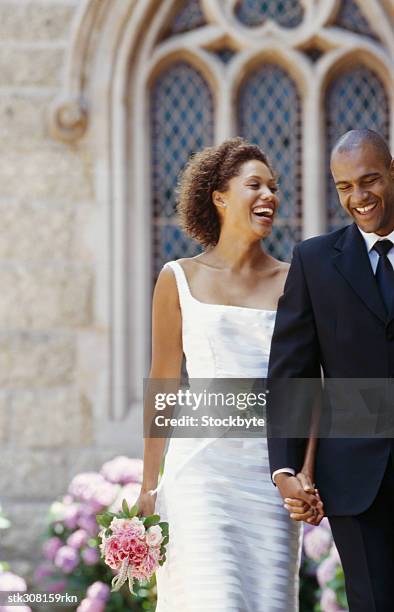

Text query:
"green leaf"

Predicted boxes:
[[122, 499, 130, 516], [129, 504, 139, 517], [143, 514, 160, 528], [158, 521, 169, 536], [96, 513, 112, 528], [161, 535, 169, 546]]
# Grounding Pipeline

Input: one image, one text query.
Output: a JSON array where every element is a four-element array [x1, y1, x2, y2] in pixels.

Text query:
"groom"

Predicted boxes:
[[267, 129, 394, 611]]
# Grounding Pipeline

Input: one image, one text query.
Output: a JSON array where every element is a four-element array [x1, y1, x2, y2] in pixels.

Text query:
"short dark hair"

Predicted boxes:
[[331, 129, 392, 168], [177, 137, 275, 248]]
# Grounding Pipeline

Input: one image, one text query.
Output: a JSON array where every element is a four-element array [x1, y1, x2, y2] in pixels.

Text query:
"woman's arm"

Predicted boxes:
[[285, 399, 324, 524], [137, 267, 183, 515]]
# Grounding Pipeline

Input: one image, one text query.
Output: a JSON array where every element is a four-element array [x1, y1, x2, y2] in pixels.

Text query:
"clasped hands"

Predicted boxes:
[[276, 471, 324, 526]]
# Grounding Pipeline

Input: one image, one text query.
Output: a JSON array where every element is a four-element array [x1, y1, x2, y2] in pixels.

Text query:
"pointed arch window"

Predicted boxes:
[[238, 64, 302, 261], [150, 61, 213, 277], [325, 65, 390, 231]]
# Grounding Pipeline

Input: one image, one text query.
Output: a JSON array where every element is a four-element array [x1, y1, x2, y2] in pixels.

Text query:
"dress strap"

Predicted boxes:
[[163, 260, 192, 310]]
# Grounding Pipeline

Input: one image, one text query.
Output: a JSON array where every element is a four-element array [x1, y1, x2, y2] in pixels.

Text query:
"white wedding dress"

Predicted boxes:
[[155, 260, 302, 612]]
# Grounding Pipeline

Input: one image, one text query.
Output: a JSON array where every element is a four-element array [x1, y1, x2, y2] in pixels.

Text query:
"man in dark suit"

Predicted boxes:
[[267, 129, 394, 611]]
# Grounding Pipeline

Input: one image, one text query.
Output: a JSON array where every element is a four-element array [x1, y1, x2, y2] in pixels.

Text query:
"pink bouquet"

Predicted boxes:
[[96, 499, 168, 594]]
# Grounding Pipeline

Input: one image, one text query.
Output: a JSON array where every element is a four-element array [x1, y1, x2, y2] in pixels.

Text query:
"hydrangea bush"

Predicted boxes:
[[301, 518, 348, 612], [34, 457, 156, 611]]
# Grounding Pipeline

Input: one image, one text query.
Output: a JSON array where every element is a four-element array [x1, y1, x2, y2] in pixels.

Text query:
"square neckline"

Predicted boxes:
[[171, 260, 277, 314]]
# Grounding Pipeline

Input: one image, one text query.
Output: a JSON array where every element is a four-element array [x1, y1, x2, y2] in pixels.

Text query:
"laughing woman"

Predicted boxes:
[[136, 138, 319, 611]]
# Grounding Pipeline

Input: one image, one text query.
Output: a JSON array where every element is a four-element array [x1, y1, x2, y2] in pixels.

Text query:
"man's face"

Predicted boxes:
[[331, 144, 394, 236]]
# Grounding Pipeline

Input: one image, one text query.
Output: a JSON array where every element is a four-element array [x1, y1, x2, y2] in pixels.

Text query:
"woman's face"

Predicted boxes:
[[214, 159, 279, 240]]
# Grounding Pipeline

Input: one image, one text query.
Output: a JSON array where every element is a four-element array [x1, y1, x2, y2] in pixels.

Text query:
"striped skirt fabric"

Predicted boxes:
[[155, 437, 302, 612]]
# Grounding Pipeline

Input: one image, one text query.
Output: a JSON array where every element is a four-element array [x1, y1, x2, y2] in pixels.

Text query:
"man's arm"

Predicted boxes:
[[267, 244, 321, 477]]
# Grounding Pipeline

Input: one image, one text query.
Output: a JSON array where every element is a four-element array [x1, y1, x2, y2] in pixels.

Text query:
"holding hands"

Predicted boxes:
[[276, 471, 324, 526]]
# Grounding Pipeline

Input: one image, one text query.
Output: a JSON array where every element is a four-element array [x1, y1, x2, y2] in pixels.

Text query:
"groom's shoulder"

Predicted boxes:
[[296, 226, 348, 257]]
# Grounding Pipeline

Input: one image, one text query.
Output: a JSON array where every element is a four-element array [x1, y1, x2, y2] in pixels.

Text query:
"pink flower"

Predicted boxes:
[[86, 581, 110, 602], [76, 598, 105, 612], [146, 525, 163, 547], [62, 503, 80, 530], [43, 536, 63, 561], [317, 556, 338, 587], [81, 546, 100, 566], [320, 587, 341, 612], [54, 545, 79, 574], [77, 511, 99, 536], [0, 571, 26, 591], [33, 563, 53, 583], [329, 544, 341, 564], [101, 456, 143, 485], [304, 526, 332, 561], [67, 529, 88, 549]]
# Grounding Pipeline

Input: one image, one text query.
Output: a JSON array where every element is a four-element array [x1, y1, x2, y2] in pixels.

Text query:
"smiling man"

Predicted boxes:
[[267, 129, 394, 612]]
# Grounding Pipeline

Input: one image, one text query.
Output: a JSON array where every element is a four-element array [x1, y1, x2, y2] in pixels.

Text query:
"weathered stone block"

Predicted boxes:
[[0, 95, 51, 145], [0, 149, 93, 200], [0, 3, 76, 42], [0, 392, 9, 443], [0, 449, 69, 499], [0, 48, 64, 87], [0, 332, 75, 388], [9, 388, 93, 448], [1, 502, 50, 559], [0, 202, 74, 260], [0, 264, 92, 329]]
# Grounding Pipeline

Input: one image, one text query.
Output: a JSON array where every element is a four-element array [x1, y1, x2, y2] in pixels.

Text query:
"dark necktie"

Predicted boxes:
[[373, 240, 394, 314]]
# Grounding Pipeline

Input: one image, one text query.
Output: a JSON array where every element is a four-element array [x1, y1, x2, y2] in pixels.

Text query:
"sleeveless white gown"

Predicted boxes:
[[155, 260, 302, 612]]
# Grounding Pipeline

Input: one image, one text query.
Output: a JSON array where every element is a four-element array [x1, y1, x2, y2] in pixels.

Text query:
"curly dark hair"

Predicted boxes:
[[177, 137, 275, 247]]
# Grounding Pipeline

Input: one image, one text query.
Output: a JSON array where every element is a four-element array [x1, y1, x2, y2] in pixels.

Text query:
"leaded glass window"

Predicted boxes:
[[325, 65, 389, 231], [238, 64, 302, 262], [235, 0, 304, 28], [151, 61, 213, 277], [334, 0, 378, 40], [168, 0, 206, 35]]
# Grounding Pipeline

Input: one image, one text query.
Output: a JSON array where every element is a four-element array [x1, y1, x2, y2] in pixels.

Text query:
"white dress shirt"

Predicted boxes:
[[272, 226, 394, 484]]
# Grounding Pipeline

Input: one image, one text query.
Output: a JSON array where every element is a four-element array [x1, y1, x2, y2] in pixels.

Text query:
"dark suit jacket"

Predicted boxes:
[[267, 223, 394, 516]]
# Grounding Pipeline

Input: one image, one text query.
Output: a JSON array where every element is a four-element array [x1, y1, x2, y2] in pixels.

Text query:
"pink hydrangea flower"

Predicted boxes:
[[62, 503, 80, 530], [101, 456, 143, 485], [54, 545, 79, 574], [304, 526, 332, 561], [86, 581, 110, 602], [81, 546, 100, 566], [0, 571, 27, 591], [43, 536, 63, 561], [320, 587, 341, 612], [67, 529, 89, 549], [317, 556, 338, 588], [76, 598, 105, 612]]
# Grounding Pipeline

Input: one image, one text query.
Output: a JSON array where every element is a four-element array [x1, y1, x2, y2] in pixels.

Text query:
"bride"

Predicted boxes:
[[136, 138, 321, 611]]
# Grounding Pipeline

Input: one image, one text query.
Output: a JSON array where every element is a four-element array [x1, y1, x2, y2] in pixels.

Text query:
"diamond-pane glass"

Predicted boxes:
[[335, 0, 377, 39], [238, 64, 302, 261], [325, 66, 389, 231], [151, 62, 213, 278], [169, 0, 206, 34], [235, 0, 304, 28]]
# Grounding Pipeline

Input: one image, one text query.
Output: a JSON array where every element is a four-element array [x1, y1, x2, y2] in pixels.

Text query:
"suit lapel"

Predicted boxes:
[[332, 223, 387, 324]]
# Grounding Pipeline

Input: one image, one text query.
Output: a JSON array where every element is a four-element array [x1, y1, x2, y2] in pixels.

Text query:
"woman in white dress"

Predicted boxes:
[[136, 138, 320, 611]]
